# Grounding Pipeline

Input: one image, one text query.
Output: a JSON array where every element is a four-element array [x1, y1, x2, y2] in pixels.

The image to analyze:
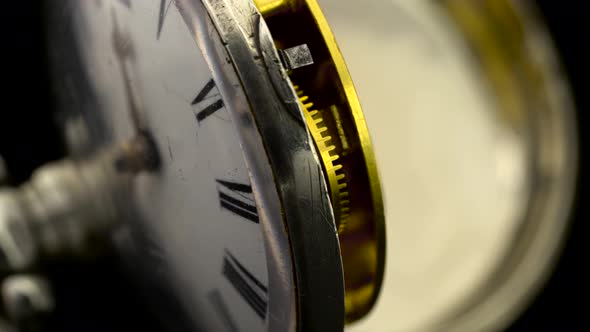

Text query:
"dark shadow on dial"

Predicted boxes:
[[1, 2, 167, 332]]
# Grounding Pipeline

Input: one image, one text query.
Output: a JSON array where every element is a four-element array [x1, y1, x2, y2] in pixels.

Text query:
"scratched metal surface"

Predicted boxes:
[[187, 0, 346, 330]]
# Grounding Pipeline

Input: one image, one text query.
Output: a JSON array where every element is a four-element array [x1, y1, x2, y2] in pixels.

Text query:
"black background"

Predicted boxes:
[[507, 2, 588, 330], [1, 1, 587, 331]]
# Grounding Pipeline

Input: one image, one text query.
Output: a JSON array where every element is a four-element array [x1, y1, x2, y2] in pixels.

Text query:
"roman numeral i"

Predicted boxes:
[[192, 78, 224, 123], [222, 250, 268, 320], [216, 179, 259, 224]]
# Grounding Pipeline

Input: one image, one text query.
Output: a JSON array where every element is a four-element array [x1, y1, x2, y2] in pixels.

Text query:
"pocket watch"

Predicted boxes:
[[0, 0, 581, 332], [0, 0, 385, 331]]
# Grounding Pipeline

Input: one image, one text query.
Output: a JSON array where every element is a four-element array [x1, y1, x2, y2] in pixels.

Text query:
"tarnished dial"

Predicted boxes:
[[45, 0, 385, 331]]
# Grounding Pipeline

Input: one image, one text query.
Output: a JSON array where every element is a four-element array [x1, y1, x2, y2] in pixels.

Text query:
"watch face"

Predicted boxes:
[[52, 1, 275, 331], [47, 0, 346, 331], [79, 1, 269, 330]]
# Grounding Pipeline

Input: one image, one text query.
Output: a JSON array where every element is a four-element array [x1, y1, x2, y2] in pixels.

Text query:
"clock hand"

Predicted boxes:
[[111, 11, 159, 172], [112, 11, 144, 133], [157, 0, 174, 40]]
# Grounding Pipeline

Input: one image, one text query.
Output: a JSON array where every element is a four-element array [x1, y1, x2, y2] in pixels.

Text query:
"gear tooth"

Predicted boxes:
[[320, 135, 332, 143], [295, 84, 351, 236], [329, 162, 343, 170]]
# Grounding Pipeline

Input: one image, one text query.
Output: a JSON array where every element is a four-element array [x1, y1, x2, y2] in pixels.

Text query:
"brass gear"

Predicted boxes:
[[294, 86, 350, 233], [257, 0, 386, 322]]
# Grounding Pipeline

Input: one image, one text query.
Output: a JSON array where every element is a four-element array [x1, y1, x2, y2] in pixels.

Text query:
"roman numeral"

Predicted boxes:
[[157, 0, 173, 39], [192, 79, 225, 123], [208, 289, 238, 332], [222, 250, 268, 320], [216, 179, 259, 223]]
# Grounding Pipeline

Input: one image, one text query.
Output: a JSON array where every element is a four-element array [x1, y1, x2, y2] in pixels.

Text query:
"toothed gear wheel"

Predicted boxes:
[[295, 86, 350, 233]]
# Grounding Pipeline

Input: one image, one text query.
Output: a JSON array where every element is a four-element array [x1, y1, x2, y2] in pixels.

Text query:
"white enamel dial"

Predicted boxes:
[[72, 1, 270, 330]]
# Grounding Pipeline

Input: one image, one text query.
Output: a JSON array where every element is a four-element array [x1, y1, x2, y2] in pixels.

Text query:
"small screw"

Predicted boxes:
[[279, 44, 314, 71]]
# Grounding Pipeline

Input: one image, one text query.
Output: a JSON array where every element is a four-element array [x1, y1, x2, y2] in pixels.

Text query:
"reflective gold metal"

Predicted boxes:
[[295, 86, 350, 232], [254, 0, 386, 323]]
